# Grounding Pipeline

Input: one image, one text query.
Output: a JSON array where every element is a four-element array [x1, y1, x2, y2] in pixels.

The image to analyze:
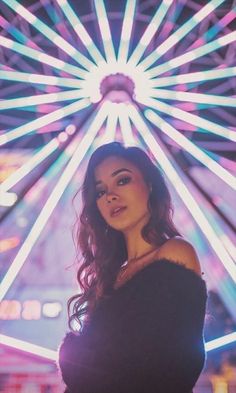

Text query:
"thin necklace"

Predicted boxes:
[[121, 247, 158, 269]]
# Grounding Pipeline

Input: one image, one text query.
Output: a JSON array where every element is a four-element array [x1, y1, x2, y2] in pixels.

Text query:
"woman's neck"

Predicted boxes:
[[124, 231, 156, 262]]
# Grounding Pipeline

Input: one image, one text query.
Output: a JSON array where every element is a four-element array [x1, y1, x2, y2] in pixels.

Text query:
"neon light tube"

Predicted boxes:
[[149, 88, 236, 108], [205, 332, 236, 351], [0, 102, 110, 302], [100, 105, 119, 144], [118, 0, 137, 64], [0, 139, 59, 192], [189, 6, 236, 50], [128, 105, 236, 282], [146, 31, 236, 78], [56, 0, 105, 65], [2, 0, 94, 71], [149, 67, 236, 88], [136, 96, 236, 142], [0, 89, 87, 110], [0, 191, 17, 206], [139, 0, 226, 71], [145, 109, 236, 190], [94, 0, 116, 62], [118, 103, 136, 146], [0, 70, 83, 88], [0, 98, 91, 146], [1, 330, 234, 363], [128, 0, 173, 66], [0, 36, 87, 79], [0, 334, 57, 361]]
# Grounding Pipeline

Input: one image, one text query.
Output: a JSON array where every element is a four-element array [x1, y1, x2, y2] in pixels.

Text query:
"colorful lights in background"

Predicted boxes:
[[0, 0, 235, 369]]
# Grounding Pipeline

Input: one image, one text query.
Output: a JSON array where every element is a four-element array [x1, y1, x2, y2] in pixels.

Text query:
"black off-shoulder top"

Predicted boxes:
[[59, 258, 208, 393]]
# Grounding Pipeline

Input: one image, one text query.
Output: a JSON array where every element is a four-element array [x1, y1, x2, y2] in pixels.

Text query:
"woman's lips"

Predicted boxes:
[[111, 207, 127, 217]]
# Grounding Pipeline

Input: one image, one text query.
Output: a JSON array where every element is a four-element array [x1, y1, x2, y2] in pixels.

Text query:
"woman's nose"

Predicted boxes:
[[106, 192, 118, 203]]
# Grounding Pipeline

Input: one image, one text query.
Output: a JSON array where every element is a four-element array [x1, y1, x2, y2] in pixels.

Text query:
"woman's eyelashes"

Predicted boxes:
[[95, 176, 131, 199]]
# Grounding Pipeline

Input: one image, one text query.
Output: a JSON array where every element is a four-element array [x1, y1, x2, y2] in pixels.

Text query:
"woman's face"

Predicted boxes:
[[94, 156, 151, 234]]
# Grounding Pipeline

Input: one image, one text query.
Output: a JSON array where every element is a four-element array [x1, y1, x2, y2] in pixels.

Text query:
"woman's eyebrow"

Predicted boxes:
[[95, 168, 132, 186]]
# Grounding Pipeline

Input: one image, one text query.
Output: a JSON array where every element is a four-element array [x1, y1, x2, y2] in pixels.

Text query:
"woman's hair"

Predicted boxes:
[[68, 142, 181, 330]]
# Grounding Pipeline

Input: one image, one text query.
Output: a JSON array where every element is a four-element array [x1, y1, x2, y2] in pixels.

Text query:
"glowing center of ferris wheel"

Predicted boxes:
[[100, 73, 135, 102], [82, 62, 151, 104]]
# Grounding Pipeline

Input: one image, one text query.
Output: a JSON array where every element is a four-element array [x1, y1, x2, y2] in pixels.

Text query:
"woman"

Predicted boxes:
[[59, 142, 207, 393]]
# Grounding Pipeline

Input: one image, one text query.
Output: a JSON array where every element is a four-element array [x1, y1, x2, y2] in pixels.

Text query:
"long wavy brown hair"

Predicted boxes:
[[68, 142, 181, 330]]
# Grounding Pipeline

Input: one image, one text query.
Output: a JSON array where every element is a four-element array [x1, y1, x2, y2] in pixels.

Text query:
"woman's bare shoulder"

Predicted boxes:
[[156, 236, 202, 277]]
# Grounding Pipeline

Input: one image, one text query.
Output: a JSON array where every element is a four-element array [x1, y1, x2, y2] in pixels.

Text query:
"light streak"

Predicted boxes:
[[128, 105, 236, 282], [146, 31, 236, 78], [118, 103, 136, 146], [0, 89, 87, 110], [149, 67, 236, 88], [94, 0, 116, 62], [0, 102, 110, 302], [149, 88, 236, 108], [0, 98, 91, 146], [139, 0, 226, 71], [0, 70, 83, 88], [145, 109, 236, 190], [128, 0, 173, 66], [0, 36, 87, 79], [205, 331, 236, 351], [1, 329, 234, 363], [2, 0, 94, 71], [136, 96, 236, 142], [56, 0, 105, 65], [99, 103, 119, 144], [0, 139, 59, 192], [0, 334, 57, 361], [0, 192, 17, 206], [118, 0, 137, 64]]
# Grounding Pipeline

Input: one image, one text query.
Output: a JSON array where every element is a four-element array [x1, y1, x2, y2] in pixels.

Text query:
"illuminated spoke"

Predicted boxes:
[[139, 0, 226, 70], [118, 0, 137, 64], [128, 105, 236, 282], [128, 0, 174, 66], [189, 6, 236, 50], [0, 70, 83, 88], [0, 98, 91, 146], [0, 102, 110, 302], [146, 31, 236, 78], [0, 36, 88, 79], [94, 0, 116, 62], [149, 88, 236, 108], [137, 96, 236, 142], [0, 15, 40, 50], [56, 0, 105, 65], [206, 332, 236, 352], [0, 334, 57, 361], [144, 109, 236, 190], [118, 103, 135, 145], [100, 104, 119, 144], [149, 67, 236, 88], [0, 89, 87, 111], [2, 0, 94, 71], [0, 139, 59, 193]]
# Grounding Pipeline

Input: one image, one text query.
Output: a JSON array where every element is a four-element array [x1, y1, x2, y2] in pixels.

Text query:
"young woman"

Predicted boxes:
[[59, 142, 207, 393]]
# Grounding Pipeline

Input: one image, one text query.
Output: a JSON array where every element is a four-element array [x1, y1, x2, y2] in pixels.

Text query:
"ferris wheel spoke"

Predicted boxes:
[[1, 0, 95, 71], [137, 96, 236, 142], [145, 31, 236, 78], [56, 0, 106, 66], [0, 98, 91, 146], [0, 36, 88, 79], [139, 0, 226, 71]]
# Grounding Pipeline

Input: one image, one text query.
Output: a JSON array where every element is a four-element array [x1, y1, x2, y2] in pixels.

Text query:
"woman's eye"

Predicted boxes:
[[118, 176, 131, 185], [95, 190, 105, 199]]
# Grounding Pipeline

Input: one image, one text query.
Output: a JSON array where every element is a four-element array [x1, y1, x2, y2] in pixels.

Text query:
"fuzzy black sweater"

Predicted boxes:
[[59, 258, 208, 393]]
